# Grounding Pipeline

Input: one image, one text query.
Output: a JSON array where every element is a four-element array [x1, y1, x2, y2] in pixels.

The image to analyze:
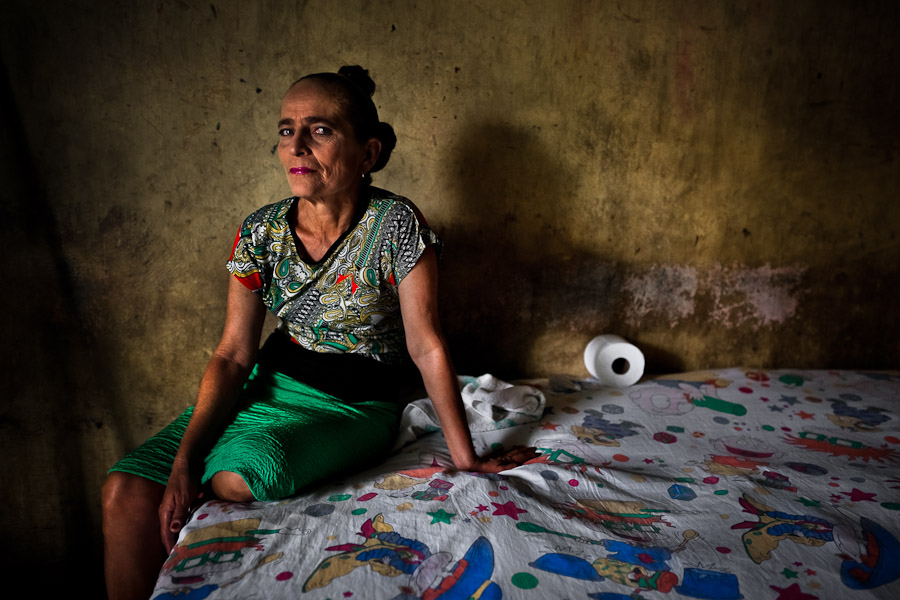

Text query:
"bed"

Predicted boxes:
[[150, 368, 900, 600]]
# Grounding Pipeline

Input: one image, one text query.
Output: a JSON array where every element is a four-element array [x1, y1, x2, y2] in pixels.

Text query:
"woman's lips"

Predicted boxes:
[[289, 167, 314, 174]]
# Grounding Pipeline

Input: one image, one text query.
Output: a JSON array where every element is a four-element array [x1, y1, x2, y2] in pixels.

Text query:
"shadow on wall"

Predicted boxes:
[[437, 122, 685, 378], [717, 2, 900, 370], [0, 57, 110, 595]]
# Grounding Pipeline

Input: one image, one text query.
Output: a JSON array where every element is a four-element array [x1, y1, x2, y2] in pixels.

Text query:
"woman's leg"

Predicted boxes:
[[102, 471, 167, 600], [210, 470, 255, 502]]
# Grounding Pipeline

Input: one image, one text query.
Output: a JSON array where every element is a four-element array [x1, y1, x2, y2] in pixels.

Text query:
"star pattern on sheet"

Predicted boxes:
[[770, 583, 818, 600], [842, 488, 877, 502], [491, 501, 527, 520], [427, 508, 455, 525]]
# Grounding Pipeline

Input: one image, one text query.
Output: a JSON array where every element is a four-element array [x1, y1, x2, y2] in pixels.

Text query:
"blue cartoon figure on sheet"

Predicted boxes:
[[731, 493, 900, 590], [303, 513, 502, 599], [571, 409, 644, 447], [528, 535, 746, 598], [530, 550, 679, 594], [825, 393, 892, 432], [837, 516, 900, 590]]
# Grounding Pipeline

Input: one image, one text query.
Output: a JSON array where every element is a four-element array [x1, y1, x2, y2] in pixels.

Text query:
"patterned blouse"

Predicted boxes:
[[226, 187, 440, 365]]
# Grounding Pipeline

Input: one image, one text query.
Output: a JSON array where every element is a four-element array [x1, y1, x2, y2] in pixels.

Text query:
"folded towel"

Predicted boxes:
[[392, 374, 546, 450], [461, 374, 546, 430]]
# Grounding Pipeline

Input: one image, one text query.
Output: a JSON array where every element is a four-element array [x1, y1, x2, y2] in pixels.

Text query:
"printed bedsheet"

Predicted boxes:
[[151, 368, 900, 600]]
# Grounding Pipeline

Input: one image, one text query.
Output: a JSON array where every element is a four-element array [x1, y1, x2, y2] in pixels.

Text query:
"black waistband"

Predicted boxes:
[[256, 330, 421, 404]]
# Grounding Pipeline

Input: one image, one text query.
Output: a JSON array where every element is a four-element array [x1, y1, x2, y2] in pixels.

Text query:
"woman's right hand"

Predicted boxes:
[[465, 446, 541, 474], [159, 461, 201, 553]]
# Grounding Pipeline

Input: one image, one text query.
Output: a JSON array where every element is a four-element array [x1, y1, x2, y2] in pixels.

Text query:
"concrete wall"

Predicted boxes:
[[2, 0, 898, 594]]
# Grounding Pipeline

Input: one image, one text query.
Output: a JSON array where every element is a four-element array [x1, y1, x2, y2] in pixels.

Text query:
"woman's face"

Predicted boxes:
[[277, 80, 380, 202]]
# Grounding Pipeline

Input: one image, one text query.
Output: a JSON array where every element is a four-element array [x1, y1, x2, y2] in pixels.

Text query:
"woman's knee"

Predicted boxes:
[[211, 471, 255, 502], [102, 472, 164, 523]]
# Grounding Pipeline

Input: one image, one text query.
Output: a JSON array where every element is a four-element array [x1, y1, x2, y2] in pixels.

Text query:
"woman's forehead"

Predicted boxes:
[[280, 80, 345, 119]]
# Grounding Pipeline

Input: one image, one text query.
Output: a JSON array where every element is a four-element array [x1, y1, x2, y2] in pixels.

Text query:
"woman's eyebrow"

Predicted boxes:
[[301, 115, 338, 127], [278, 116, 339, 129]]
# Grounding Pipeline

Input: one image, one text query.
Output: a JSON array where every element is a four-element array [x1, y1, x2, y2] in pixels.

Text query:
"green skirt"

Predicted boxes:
[[109, 364, 402, 501]]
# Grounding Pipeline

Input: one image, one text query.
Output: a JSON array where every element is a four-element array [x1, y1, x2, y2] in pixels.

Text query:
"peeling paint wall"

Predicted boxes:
[[1, 0, 898, 594], [625, 264, 806, 330]]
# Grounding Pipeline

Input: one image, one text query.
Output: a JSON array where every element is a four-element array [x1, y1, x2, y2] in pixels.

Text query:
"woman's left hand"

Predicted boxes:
[[463, 446, 541, 474]]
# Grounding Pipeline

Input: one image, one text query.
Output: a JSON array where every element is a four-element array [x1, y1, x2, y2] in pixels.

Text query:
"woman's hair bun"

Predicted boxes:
[[338, 65, 376, 97], [371, 121, 396, 173]]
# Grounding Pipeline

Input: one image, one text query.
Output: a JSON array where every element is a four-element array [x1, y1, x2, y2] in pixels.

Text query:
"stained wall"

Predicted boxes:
[[1, 0, 898, 595]]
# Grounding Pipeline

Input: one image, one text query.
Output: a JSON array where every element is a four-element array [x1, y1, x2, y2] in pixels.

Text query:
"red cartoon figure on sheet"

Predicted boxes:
[[156, 516, 285, 595], [550, 498, 687, 548], [694, 435, 799, 491], [784, 430, 899, 463], [374, 455, 455, 502], [303, 513, 502, 599]]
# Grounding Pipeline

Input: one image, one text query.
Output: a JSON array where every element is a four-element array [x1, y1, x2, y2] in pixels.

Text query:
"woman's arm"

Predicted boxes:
[[399, 247, 536, 473], [159, 276, 267, 550]]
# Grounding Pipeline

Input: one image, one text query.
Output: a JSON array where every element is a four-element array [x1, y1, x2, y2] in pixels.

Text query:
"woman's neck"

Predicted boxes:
[[292, 188, 366, 262]]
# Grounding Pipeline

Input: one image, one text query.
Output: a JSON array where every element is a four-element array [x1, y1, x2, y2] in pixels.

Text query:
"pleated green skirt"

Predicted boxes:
[[109, 364, 402, 501]]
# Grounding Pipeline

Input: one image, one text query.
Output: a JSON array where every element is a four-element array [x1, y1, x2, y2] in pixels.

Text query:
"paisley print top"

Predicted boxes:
[[226, 187, 440, 365]]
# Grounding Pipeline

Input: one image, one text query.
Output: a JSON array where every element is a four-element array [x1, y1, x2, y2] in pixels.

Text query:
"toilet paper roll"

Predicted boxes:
[[583, 334, 645, 387]]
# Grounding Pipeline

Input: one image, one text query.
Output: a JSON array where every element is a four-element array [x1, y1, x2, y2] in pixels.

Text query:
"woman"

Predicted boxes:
[[101, 66, 535, 600]]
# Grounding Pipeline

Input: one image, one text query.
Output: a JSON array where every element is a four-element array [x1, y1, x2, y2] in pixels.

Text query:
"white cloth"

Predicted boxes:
[[392, 374, 546, 450]]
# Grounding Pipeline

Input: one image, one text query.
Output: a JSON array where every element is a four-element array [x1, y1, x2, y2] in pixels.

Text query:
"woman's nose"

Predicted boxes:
[[290, 132, 310, 155]]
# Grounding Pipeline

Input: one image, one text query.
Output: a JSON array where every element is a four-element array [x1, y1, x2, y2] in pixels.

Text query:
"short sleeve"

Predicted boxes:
[[389, 201, 442, 286], [226, 220, 265, 292]]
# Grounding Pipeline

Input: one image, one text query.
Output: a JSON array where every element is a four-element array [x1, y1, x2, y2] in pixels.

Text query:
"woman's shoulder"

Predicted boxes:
[[367, 187, 430, 226], [241, 197, 295, 228]]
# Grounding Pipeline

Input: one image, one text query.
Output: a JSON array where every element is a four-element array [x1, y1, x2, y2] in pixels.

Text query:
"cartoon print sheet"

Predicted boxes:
[[151, 369, 900, 600]]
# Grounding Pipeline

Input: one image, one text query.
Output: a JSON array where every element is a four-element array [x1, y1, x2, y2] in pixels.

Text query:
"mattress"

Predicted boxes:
[[150, 368, 900, 599]]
